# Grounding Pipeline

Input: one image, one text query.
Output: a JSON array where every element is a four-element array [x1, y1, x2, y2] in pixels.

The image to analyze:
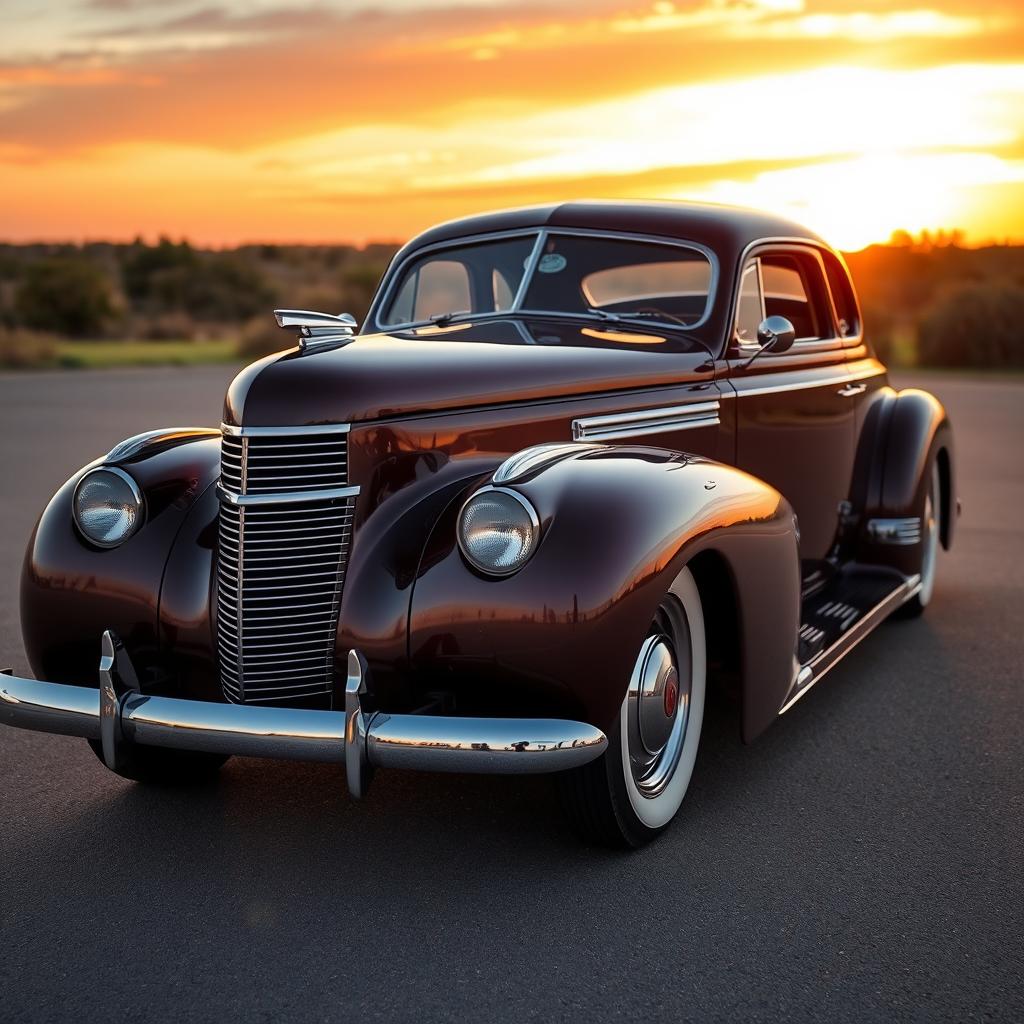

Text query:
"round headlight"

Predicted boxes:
[[457, 486, 540, 577], [73, 467, 144, 548]]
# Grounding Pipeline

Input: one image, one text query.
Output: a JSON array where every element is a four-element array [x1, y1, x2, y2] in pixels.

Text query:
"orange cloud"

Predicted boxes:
[[0, 0, 1022, 246]]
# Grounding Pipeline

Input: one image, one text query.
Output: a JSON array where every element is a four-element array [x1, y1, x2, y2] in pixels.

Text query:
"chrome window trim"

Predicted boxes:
[[572, 400, 721, 441], [729, 236, 865, 357], [511, 232, 547, 310], [370, 227, 720, 335], [222, 423, 351, 437]]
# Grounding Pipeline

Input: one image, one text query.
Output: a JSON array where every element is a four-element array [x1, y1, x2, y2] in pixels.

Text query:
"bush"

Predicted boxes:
[[0, 327, 58, 368], [123, 240, 275, 322], [339, 263, 388, 323], [917, 282, 1024, 368], [236, 316, 290, 360], [859, 301, 898, 364], [14, 258, 115, 337]]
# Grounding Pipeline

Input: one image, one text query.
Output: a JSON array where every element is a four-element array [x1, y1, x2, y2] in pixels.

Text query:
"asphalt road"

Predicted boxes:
[[0, 366, 1021, 1023]]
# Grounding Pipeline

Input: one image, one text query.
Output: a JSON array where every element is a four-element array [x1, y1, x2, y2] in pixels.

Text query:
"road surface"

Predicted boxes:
[[0, 366, 1021, 1022]]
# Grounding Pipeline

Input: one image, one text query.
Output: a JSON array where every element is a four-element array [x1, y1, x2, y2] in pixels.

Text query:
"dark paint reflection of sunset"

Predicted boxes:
[[3, 0, 1023, 249]]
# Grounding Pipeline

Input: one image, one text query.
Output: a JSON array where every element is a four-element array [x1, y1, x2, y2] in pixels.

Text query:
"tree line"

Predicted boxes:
[[1, 235, 1023, 369]]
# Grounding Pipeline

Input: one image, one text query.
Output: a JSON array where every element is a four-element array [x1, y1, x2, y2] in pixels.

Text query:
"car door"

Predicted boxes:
[[727, 244, 857, 565]]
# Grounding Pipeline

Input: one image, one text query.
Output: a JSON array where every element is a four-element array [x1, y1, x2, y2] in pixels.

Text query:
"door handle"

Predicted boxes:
[[837, 383, 867, 397]]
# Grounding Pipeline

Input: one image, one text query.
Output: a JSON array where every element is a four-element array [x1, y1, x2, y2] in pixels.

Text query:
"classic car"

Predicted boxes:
[[1, 201, 956, 846]]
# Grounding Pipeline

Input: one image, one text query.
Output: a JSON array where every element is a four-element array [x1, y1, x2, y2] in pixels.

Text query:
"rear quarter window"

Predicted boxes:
[[821, 251, 861, 338]]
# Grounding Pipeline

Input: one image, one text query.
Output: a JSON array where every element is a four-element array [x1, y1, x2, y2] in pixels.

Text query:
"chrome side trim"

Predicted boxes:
[[866, 517, 922, 545], [780, 574, 921, 714], [724, 364, 880, 400], [493, 442, 605, 484], [572, 400, 720, 441], [105, 428, 220, 463], [0, 641, 608, 797], [217, 484, 360, 506], [221, 423, 351, 437]]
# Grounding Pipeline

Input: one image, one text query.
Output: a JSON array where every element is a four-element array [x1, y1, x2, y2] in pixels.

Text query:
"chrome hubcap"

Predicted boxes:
[[626, 603, 692, 798]]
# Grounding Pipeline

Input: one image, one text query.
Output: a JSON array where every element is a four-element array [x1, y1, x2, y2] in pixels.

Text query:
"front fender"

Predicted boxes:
[[408, 447, 800, 741], [20, 431, 221, 687]]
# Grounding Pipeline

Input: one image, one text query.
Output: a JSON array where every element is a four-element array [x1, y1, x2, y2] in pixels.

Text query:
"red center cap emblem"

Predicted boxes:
[[664, 669, 679, 718]]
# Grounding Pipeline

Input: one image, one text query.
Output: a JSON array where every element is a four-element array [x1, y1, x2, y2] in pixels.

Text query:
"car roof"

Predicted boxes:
[[399, 200, 827, 263]]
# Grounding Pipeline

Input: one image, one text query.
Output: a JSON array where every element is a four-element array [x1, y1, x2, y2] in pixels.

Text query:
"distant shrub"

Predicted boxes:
[[187, 255, 276, 321], [340, 263, 388, 322], [236, 316, 291, 360], [135, 311, 201, 341], [917, 282, 1024, 368], [14, 258, 115, 337], [859, 301, 898, 364], [0, 327, 58, 368], [123, 240, 275, 322]]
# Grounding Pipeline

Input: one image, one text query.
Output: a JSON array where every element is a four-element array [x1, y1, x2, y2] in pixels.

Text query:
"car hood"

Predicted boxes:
[[224, 316, 715, 427]]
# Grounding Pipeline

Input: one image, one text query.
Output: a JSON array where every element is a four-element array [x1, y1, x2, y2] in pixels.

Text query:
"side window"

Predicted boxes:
[[821, 251, 860, 338], [492, 268, 516, 311], [388, 260, 471, 324], [761, 254, 832, 341], [735, 261, 763, 344]]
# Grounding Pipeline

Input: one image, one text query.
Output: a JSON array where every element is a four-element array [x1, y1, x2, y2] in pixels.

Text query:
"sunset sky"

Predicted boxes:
[[2, 0, 1023, 250]]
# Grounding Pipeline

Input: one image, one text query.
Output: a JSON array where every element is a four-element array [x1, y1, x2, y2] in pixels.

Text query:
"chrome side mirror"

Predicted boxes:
[[274, 309, 358, 352], [756, 315, 796, 354]]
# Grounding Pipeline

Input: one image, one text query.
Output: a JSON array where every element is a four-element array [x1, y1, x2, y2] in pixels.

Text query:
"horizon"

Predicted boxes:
[[2, 1, 1023, 250], [1, 223, 1019, 255]]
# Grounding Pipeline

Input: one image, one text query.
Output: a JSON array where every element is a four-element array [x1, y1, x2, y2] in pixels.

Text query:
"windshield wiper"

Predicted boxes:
[[587, 308, 692, 329], [586, 307, 624, 322], [427, 310, 472, 327]]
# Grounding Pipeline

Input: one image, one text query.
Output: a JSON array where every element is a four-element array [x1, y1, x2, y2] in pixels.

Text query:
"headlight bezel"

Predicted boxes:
[[457, 485, 541, 578], [72, 465, 146, 549]]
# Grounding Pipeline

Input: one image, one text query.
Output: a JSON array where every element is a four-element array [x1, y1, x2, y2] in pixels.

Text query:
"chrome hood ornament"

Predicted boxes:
[[274, 309, 358, 352]]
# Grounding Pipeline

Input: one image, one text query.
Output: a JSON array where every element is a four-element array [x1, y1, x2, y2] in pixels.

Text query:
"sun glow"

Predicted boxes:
[[0, 1, 1023, 246]]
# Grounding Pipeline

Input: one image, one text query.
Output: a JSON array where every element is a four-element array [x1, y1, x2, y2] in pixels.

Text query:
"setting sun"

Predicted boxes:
[[2, 0, 1023, 248]]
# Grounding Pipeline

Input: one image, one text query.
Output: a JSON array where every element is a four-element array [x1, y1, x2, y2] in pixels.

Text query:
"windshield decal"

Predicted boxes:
[[538, 253, 567, 274]]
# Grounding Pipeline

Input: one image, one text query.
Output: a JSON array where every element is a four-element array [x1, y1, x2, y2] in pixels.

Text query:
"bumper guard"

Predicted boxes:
[[0, 632, 608, 799]]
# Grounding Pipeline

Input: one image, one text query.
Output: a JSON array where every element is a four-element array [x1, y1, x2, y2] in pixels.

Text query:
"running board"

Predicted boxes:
[[781, 572, 921, 714]]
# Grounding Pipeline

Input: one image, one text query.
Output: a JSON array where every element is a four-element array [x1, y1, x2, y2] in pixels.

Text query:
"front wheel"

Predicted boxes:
[[558, 566, 706, 848], [87, 739, 229, 785]]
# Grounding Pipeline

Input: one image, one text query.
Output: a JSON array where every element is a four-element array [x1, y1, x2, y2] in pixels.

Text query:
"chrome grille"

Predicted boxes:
[[216, 425, 357, 705], [220, 431, 348, 495]]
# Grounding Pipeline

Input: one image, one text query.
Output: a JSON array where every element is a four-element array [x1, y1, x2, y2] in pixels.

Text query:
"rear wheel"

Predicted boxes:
[[898, 460, 941, 619], [87, 739, 229, 785], [558, 566, 706, 848]]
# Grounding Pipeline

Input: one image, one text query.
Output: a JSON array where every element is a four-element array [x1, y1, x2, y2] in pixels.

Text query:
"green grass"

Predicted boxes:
[[53, 339, 240, 369]]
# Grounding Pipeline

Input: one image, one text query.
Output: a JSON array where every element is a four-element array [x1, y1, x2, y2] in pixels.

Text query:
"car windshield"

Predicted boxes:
[[378, 232, 714, 330]]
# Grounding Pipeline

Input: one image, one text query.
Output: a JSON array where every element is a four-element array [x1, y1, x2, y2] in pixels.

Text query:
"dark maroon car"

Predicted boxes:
[[1, 201, 956, 846]]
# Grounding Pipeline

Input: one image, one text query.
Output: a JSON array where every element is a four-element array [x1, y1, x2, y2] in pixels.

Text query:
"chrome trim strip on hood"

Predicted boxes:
[[572, 400, 720, 441]]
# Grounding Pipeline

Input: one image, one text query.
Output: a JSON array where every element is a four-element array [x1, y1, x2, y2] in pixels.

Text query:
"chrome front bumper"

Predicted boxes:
[[0, 632, 607, 799]]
